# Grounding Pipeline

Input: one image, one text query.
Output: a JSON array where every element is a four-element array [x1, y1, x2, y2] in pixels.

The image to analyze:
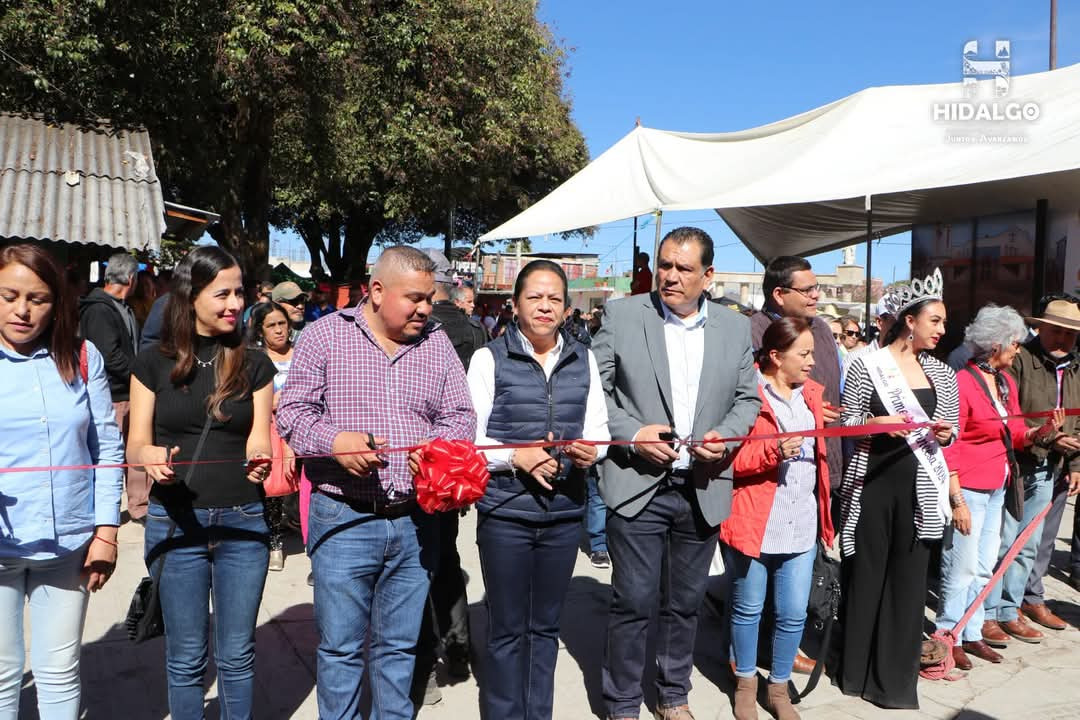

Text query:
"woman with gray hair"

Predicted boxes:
[[937, 305, 1061, 670]]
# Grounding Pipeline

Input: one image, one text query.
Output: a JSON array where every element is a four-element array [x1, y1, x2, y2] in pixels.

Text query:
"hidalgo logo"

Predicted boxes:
[[933, 39, 1040, 123]]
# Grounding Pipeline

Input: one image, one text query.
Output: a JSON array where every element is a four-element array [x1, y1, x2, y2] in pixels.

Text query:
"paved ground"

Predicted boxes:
[[23, 499, 1080, 719]]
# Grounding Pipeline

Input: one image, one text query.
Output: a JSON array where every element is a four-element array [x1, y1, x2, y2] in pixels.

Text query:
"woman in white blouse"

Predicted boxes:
[[466, 259, 610, 720]]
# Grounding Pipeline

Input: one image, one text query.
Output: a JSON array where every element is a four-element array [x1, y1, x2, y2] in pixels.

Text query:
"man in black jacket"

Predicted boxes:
[[79, 253, 150, 522], [412, 251, 488, 705]]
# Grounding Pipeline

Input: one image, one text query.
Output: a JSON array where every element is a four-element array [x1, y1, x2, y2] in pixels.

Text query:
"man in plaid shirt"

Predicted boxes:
[[277, 245, 476, 720]]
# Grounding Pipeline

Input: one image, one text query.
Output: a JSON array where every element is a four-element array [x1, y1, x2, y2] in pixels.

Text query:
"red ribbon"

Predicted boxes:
[[412, 438, 490, 514], [1, 407, 1075, 476]]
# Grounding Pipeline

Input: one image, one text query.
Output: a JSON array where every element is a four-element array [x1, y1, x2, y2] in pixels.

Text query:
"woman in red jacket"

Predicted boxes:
[[721, 317, 834, 720], [937, 305, 1060, 670]]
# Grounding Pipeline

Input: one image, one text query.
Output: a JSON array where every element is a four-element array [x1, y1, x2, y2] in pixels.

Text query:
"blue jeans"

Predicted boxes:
[[0, 549, 88, 720], [144, 501, 270, 720], [476, 514, 579, 720], [584, 470, 608, 553], [307, 492, 435, 720], [725, 545, 815, 683], [984, 460, 1055, 623], [937, 486, 1004, 641]]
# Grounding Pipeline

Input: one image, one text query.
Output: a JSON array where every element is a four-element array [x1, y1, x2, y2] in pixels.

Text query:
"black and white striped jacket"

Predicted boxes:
[[837, 350, 959, 557]]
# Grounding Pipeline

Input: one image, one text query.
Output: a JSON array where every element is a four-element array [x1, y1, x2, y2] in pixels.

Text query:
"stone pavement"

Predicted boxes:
[[41, 499, 1080, 719]]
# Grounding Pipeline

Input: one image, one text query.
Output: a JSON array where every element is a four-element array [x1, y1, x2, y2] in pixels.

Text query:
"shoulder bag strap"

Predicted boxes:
[[153, 413, 214, 572], [962, 366, 1018, 466]]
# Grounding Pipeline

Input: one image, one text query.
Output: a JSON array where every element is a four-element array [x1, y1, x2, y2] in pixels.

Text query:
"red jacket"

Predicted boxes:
[[944, 364, 1027, 491], [720, 378, 834, 558]]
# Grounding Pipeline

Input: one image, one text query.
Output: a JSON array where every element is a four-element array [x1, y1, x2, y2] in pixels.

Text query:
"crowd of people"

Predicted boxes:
[[0, 229, 1078, 720]]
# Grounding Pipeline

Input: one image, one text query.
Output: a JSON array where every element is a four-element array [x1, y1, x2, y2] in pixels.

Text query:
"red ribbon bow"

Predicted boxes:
[[413, 439, 490, 514]]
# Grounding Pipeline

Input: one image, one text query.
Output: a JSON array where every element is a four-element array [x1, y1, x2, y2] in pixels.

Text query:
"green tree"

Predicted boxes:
[[273, 0, 589, 279], [0, 1, 587, 281]]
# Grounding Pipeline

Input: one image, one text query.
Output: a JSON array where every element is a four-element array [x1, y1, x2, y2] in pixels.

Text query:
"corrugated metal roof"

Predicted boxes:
[[0, 112, 165, 252]]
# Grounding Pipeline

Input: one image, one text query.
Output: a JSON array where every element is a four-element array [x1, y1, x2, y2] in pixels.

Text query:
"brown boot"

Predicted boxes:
[[765, 681, 800, 720], [733, 675, 758, 720]]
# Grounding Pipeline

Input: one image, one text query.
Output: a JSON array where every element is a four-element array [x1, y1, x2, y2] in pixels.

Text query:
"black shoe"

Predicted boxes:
[[445, 644, 471, 680], [306, 572, 315, 587], [410, 668, 441, 706], [590, 551, 612, 569]]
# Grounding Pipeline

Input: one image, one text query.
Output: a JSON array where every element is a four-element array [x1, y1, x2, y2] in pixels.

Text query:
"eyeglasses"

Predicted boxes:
[[781, 284, 821, 298]]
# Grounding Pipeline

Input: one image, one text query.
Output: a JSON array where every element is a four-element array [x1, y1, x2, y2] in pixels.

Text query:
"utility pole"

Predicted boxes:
[[652, 210, 663, 270], [1050, 0, 1058, 70]]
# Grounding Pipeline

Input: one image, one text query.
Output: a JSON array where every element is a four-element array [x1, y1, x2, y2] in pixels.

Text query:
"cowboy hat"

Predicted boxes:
[[1026, 299, 1080, 332]]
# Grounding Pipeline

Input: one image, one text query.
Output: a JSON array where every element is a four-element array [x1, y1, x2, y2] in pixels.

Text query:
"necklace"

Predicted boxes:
[[195, 348, 220, 368]]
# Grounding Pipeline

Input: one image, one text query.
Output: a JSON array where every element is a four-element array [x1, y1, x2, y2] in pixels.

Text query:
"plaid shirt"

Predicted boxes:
[[276, 301, 476, 502]]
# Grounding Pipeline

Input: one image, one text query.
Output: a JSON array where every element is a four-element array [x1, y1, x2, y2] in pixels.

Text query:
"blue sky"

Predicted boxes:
[[273, 1, 1079, 282]]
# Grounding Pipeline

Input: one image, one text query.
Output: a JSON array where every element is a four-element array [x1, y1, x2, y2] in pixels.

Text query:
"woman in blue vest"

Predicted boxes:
[[467, 259, 611, 720]]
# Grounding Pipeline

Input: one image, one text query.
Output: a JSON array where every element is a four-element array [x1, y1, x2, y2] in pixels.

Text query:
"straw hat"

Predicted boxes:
[[1027, 299, 1080, 331]]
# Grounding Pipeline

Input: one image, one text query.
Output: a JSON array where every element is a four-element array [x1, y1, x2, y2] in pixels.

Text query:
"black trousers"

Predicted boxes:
[[838, 472, 931, 710], [417, 510, 472, 670], [602, 485, 718, 718]]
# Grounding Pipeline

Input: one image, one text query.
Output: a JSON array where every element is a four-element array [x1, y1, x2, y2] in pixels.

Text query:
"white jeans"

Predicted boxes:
[[0, 548, 89, 720]]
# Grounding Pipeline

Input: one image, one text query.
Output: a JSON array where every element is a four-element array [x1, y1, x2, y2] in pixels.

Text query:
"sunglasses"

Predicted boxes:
[[844, 330, 860, 337], [279, 297, 305, 306]]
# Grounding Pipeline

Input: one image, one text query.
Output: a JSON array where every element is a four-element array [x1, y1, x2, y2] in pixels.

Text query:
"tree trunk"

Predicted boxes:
[[298, 213, 326, 278], [210, 98, 274, 282], [343, 209, 386, 281]]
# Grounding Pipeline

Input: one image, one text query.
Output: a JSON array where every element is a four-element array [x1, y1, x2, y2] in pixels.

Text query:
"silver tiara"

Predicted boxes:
[[880, 268, 943, 316]]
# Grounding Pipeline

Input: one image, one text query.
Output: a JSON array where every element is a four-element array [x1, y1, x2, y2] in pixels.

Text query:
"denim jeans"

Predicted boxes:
[[584, 469, 608, 553], [476, 513, 579, 720], [725, 545, 815, 683], [144, 501, 270, 720], [984, 460, 1055, 623], [937, 486, 1005, 641], [307, 491, 435, 720], [0, 549, 88, 720]]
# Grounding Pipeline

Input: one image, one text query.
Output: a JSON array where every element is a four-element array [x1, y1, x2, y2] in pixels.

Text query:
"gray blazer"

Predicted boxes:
[[591, 292, 761, 527]]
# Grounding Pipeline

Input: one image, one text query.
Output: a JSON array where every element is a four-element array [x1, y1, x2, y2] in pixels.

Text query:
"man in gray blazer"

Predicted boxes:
[[592, 227, 760, 720]]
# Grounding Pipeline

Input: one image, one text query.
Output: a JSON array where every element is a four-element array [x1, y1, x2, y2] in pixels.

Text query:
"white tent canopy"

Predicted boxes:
[[481, 63, 1080, 261]]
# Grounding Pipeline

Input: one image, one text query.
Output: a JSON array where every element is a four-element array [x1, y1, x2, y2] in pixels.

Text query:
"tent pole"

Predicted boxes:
[[632, 216, 639, 280], [1033, 198, 1049, 312], [864, 196, 873, 330], [652, 210, 663, 269]]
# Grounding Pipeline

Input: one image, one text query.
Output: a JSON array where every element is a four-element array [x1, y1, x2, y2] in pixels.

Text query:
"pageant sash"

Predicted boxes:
[[862, 347, 952, 525]]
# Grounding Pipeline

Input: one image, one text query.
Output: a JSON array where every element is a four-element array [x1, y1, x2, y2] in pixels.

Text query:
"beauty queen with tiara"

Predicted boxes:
[[834, 269, 959, 710]]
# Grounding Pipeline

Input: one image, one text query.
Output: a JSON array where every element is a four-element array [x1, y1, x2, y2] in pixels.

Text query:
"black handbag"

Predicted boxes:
[[787, 542, 841, 702], [962, 366, 1025, 522], [126, 415, 213, 643]]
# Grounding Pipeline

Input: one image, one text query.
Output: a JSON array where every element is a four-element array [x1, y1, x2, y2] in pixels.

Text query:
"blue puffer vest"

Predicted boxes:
[[477, 327, 590, 522]]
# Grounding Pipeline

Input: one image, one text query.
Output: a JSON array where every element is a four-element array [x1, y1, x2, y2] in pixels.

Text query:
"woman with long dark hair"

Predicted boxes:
[[723, 317, 833, 720], [128, 246, 275, 720], [246, 301, 298, 571], [835, 274, 959, 709], [467, 259, 610, 720], [0, 243, 123, 719]]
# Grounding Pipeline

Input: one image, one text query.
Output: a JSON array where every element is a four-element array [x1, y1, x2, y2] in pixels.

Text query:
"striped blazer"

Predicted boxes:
[[837, 350, 959, 557]]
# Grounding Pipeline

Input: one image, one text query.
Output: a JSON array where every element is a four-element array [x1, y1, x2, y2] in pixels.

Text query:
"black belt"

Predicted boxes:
[[661, 468, 692, 487], [313, 488, 417, 518]]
